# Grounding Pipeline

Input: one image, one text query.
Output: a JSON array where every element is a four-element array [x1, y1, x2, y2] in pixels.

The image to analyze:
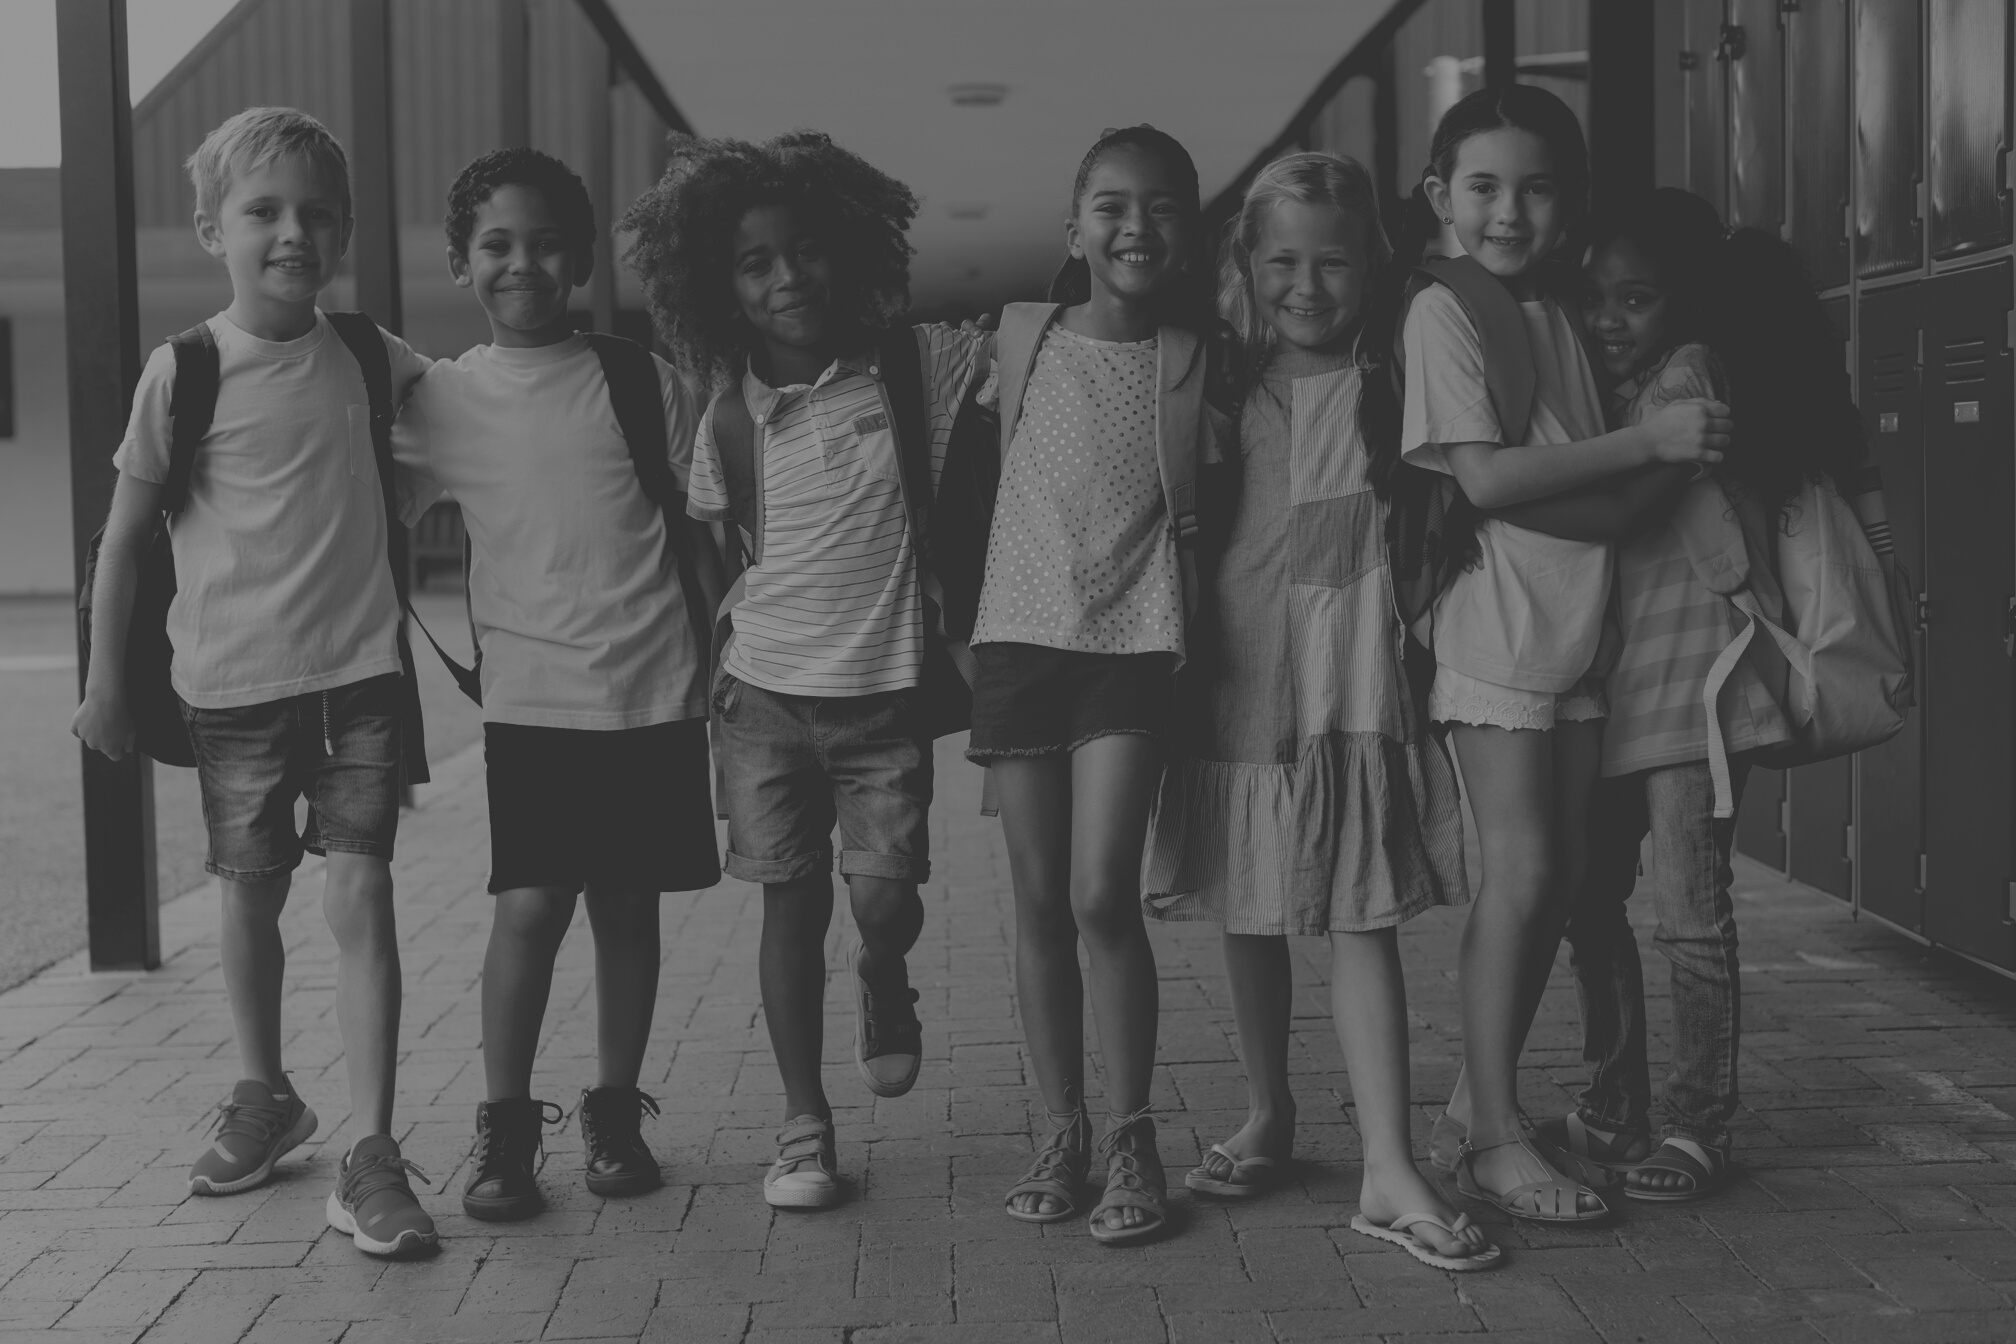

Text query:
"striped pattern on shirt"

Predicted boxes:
[[689, 326, 988, 697]]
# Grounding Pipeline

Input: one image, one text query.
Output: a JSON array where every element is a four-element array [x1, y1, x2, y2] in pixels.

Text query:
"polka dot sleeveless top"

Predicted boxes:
[[972, 325, 1183, 657]]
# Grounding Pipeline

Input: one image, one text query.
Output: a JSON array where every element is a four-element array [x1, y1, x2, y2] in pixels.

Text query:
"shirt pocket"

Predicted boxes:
[[346, 405, 378, 486], [832, 405, 902, 487]]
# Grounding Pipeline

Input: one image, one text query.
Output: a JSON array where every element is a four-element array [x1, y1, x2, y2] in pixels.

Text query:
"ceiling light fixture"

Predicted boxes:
[[947, 203, 989, 220], [948, 83, 1008, 106]]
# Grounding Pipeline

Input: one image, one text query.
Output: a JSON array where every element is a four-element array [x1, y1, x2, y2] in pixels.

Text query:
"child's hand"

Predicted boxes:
[[958, 313, 998, 336], [71, 692, 134, 761], [1640, 398, 1731, 465]]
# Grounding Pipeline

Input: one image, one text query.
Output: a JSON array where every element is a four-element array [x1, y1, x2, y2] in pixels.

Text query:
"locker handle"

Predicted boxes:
[[1717, 23, 1746, 62], [1998, 144, 2011, 202]]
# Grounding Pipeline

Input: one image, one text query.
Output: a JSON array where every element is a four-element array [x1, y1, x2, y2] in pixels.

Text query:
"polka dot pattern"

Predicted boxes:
[[972, 325, 1183, 657]]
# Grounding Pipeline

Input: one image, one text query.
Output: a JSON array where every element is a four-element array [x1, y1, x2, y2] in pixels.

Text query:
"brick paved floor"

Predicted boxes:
[[3, 736, 2015, 1342]]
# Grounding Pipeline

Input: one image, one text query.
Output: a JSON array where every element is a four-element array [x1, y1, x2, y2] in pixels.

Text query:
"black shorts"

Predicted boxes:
[[965, 643, 1176, 762], [484, 718, 720, 894]]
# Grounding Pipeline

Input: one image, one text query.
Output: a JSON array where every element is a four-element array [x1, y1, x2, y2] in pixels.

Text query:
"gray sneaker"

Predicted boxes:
[[188, 1077, 317, 1195], [325, 1134, 437, 1257], [851, 943, 922, 1098]]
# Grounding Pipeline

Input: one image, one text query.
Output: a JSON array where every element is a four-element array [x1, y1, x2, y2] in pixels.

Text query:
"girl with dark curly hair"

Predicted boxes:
[[975, 125, 1233, 1245], [623, 132, 991, 1213]]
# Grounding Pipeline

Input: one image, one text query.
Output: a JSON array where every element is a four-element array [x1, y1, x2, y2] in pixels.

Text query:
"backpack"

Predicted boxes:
[[1690, 469, 1913, 815], [408, 333, 725, 706], [706, 327, 999, 739], [78, 313, 431, 784]]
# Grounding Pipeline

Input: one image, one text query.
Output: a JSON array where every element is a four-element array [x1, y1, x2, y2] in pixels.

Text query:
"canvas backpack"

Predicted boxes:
[[706, 327, 999, 740], [78, 312, 431, 784], [408, 332, 724, 707]]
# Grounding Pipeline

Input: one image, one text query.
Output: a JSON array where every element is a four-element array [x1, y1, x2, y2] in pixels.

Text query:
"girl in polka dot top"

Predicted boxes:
[[972, 126, 1235, 1246]]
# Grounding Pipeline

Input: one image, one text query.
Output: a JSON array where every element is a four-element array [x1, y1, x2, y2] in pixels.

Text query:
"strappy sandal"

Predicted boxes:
[[1455, 1130, 1610, 1224], [1533, 1112, 1650, 1188], [1003, 1108, 1090, 1224], [1350, 1211, 1504, 1272], [1185, 1143, 1279, 1198], [1088, 1108, 1167, 1246], [1624, 1137, 1731, 1203], [1428, 1111, 1466, 1173]]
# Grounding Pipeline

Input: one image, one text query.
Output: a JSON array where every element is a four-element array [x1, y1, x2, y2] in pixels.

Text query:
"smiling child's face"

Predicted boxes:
[[1068, 145, 1194, 309], [1429, 127, 1565, 285], [1580, 237, 1673, 382], [1251, 198, 1369, 353], [451, 183, 587, 346], [198, 153, 349, 318], [732, 204, 836, 356]]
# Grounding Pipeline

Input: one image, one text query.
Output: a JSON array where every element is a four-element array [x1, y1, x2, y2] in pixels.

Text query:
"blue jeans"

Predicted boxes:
[[1562, 758, 1748, 1150]]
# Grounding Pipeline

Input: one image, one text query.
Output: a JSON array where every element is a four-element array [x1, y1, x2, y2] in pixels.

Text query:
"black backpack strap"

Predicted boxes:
[[875, 327, 933, 534], [710, 371, 761, 567], [326, 310, 432, 783], [163, 324, 220, 515], [585, 332, 718, 666]]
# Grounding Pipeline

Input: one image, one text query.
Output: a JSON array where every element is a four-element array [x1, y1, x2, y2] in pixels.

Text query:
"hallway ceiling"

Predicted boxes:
[[609, 0, 1397, 315]]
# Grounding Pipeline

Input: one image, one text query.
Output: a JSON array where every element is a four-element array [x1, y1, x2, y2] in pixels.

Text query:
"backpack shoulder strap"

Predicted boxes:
[[1418, 254, 1537, 446], [875, 326, 932, 521], [709, 370, 761, 564], [995, 303, 1061, 453], [163, 323, 220, 515], [325, 312, 404, 598]]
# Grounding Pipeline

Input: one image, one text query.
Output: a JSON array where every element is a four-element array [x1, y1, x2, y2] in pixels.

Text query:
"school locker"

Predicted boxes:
[[1854, 285, 1926, 934], [1677, 0, 1728, 213], [1853, 0, 1923, 279], [1724, 0, 1782, 233], [1785, 0, 1851, 290], [1927, 1, 2011, 261], [1735, 768, 1785, 870], [1919, 262, 2016, 970]]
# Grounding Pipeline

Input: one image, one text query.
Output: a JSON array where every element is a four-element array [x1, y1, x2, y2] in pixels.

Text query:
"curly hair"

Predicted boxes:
[[445, 147, 596, 258], [621, 131, 918, 385]]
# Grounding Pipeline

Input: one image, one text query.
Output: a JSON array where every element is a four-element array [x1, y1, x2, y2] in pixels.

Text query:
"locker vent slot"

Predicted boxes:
[[1943, 336, 1989, 387], [1872, 351, 1912, 395]]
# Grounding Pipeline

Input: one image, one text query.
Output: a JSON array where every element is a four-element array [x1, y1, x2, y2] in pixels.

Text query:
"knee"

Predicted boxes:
[[1068, 884, 1141, 947], [1016, 889, 1077, 946], [762, 882, 833, 943], [491, 891, 575, 945], [1483, 856, 1557, 919], [848, 878, 918, 935], [321, 860, 394, 935]]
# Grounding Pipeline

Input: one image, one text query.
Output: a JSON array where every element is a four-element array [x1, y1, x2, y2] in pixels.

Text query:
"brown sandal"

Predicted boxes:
[[1088, 1108, 1167, 1245], [1003, 1108, 1090, 1224]]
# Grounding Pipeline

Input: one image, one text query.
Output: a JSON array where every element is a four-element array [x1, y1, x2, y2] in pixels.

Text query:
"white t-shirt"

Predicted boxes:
[[112, 310, 430, 709], [392, 335, 708, 730], [687, 326, 989, 697], [971, 325, 1182, 657], [1400, 285, 1613, 692]]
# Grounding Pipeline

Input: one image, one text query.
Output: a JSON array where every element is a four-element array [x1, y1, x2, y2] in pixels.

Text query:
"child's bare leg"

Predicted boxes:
[[482, 887, 576, 1099], [220, 874, 291, 1089], [760, 875, 835, 1121], [321, 853, 399, 1136], [848, 876, 922, 988], [1069, 733, 1163, 1232], [584, 890, 660, 1090], [1220, 933, 1296, 1158], [1332, 928, 1485, 1257], [994, 755, 1084, 1217], [1447, 724, 1600, 1210]]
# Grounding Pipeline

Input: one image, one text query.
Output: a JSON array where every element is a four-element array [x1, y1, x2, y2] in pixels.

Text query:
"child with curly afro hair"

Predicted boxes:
[[624, 131, 992, 1214]]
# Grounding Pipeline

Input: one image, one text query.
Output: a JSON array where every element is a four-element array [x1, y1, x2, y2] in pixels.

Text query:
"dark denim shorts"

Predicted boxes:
[[180, 673, 404, 881], [484, 717, 720, 895], [711, 671, 932, 885], [965, 643, 1176, 762]]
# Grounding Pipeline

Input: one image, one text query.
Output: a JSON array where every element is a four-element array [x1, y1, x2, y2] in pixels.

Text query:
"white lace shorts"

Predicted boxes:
[[1429, 665, 1608, 731]]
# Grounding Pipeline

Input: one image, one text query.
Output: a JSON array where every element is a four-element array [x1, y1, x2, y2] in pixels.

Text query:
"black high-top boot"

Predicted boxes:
[[462, 1097, 559, 1221], [579, 1086, 663, 1197]]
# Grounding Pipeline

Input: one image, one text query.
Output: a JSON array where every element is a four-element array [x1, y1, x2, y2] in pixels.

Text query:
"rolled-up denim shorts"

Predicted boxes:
[[180, 673, 404, 881], [711, 670, 932, 885]]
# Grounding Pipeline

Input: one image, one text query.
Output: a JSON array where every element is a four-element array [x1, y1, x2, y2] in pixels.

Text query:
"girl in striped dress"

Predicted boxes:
[[1142, 152, 1496, 1272]]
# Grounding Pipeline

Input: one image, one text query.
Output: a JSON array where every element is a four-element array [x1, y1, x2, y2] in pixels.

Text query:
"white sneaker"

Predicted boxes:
[[763, 1114, 839, 1210]]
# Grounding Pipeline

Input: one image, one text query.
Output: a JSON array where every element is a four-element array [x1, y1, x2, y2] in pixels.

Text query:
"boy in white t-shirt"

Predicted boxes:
[[391, 148, 721, 1223], [74, 108, 435, 1257]]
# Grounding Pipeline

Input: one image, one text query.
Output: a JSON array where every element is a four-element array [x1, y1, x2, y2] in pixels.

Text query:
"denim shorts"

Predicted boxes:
[[965, 642, 1176, 761], [711, 671, 932, 885], [181, 673, 404, 881], [485, 718, 720, 895]]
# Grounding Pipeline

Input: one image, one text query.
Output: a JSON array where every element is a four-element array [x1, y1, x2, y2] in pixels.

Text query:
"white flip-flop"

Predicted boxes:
[[1350, 1212, 1504, 1272], [1183, 1143, 1278, 1198]]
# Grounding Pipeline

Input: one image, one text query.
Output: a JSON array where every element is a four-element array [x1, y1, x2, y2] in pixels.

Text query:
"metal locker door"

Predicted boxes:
[[1736, 767, 1786, 869], [1928, 0, 2011, 260], [1786, 0, 1851, 290], [1679, 0, 1728, 212], [1920, 261, 2016, 970], [1854, 285, 1927, 933], [1726, 0, 1784, 232], [1854, 0, 1924, 279]]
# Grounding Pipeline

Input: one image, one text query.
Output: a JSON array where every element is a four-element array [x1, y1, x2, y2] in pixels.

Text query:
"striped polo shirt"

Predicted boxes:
[[689, 326, 988, 697]]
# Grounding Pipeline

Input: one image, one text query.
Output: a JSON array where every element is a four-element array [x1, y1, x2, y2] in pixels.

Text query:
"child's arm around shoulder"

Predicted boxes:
[[72, 343, 177, 759], [387, 357, 447, 527]]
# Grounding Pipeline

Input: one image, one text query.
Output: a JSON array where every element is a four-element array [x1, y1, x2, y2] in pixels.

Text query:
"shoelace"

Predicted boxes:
[[343, 1151, 431, 1205], [473, 1100, 562, 1178], [1096, 1106, 1157, 1194], [1026, 1109, 1091, 1181], [192, 1096, 288, 1144], [581, 1089, 661, 1158]]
